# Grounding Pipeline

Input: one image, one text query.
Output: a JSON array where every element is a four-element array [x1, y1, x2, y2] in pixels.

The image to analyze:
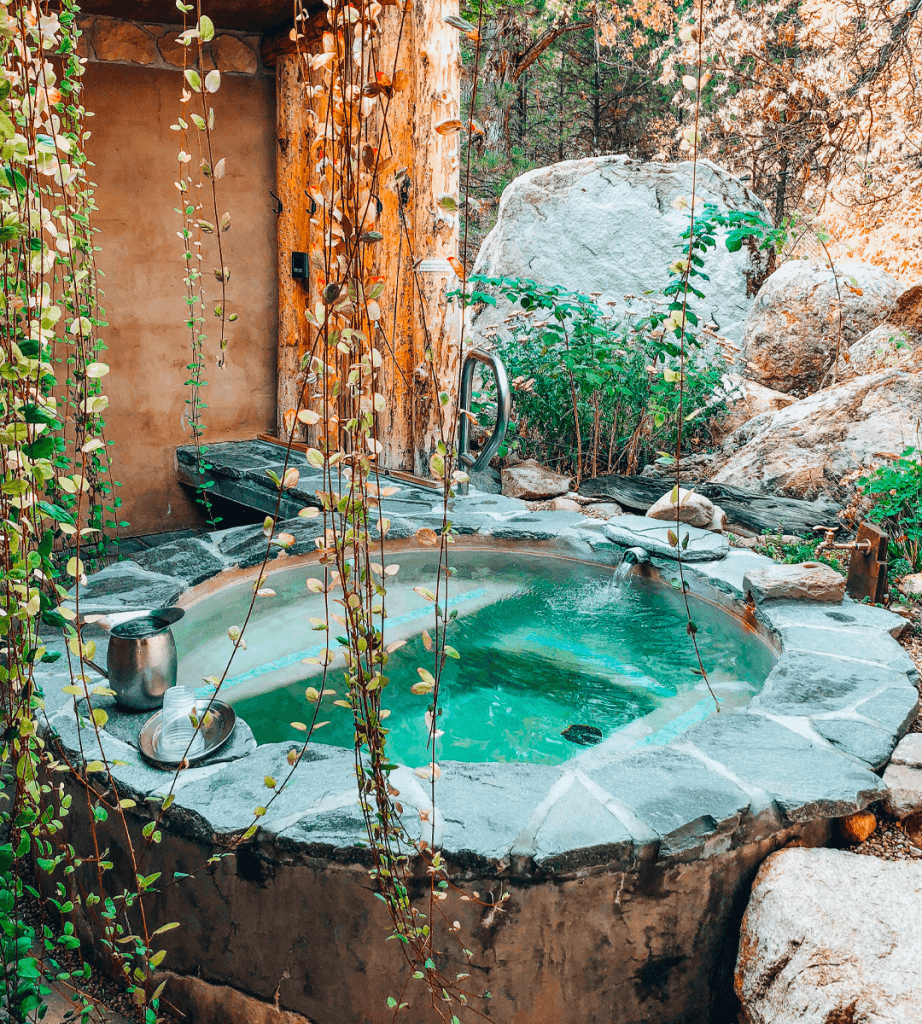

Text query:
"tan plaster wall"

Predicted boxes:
[[83, 62, 278, 536]]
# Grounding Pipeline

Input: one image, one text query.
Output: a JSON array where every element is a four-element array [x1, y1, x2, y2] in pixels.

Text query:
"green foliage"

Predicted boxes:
[[858, 449, 922, 571], [466, 276, 727, 479], [751, 532, 848, 574]]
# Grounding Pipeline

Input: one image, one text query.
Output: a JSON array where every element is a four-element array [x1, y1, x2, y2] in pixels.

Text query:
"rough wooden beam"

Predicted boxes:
[[272, 3, 461, 472], [275, 51, 315, 430], [374, 1, 461, 474]]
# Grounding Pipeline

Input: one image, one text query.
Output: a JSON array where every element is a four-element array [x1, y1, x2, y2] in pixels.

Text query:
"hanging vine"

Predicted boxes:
[[173, 1, 235, 529]]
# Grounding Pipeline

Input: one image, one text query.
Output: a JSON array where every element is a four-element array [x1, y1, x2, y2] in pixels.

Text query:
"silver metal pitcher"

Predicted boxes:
[[106, 609, 183, 710]]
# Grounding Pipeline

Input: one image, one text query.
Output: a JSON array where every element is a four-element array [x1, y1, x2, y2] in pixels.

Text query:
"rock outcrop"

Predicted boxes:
[[709, 367, 922, 501], [710, 374, 796, 442], [471, 156, 772, 346], [843, 322, 920, 378], [741, 259, 900, 394], [736, 847, 922, 1024]]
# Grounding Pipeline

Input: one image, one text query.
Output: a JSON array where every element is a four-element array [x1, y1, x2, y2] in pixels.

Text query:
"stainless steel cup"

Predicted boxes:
[[107, 613, 180, 710]]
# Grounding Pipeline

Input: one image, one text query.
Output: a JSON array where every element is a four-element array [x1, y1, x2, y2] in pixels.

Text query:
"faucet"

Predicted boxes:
[[622, 547, 650, 565], [812, 525, 872, 557]]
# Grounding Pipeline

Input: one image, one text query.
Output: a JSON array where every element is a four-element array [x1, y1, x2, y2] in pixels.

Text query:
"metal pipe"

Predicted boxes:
[[456, 349, 512, 495]]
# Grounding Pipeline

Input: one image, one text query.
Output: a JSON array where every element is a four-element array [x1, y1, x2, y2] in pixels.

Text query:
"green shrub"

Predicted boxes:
[[465, 276, 729, 482], [858, 448, 922, 571]]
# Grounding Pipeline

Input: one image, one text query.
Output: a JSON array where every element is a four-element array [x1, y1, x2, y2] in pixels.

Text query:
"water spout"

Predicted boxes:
[[613, 547, 650, 586], [622, 547, 650, 565]]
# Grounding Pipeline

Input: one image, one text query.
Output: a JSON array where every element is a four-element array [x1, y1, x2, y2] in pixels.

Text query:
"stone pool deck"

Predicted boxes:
[[34, 444, 920, 1024]]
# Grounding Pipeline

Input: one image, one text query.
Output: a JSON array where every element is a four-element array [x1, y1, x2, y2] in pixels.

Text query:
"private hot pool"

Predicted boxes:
[[172, 550, 777, 767], [38, 493, 916, 1024]]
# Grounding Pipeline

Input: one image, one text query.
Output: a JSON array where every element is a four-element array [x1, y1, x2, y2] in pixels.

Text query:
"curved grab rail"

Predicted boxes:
[[457, 349, 512, 490]]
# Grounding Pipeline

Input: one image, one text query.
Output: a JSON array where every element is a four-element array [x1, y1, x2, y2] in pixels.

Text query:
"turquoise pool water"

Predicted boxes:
[[174, 550, 775, 767]]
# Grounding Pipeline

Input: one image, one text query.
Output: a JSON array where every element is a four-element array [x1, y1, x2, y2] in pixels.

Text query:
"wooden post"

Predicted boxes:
[[275, 51, 314, 435], [269, 4, 461, 472], [373, 1, 462, 475]]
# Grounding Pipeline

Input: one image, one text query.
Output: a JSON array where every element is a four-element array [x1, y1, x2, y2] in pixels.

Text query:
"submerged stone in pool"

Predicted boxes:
[[176, 550, 776, 767], [561, 724, 604, 746]]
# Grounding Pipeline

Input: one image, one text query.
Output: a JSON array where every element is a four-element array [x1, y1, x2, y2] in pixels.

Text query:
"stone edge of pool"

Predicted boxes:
[[35, 496, 918, 878]]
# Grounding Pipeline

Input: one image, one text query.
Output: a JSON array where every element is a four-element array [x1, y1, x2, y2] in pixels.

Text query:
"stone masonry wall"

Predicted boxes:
[[77, 15, 263, 76]]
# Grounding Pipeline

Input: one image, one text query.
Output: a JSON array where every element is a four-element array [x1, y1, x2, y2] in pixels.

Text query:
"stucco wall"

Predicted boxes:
[[83, 61, 278, 536]]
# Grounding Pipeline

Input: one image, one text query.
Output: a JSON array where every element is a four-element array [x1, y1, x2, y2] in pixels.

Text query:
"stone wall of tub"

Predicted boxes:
[[36, 491, 918, 1024]]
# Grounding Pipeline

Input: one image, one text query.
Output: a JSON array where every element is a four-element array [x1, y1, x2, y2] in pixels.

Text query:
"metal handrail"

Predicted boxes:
[[456, 349, 511, 493]]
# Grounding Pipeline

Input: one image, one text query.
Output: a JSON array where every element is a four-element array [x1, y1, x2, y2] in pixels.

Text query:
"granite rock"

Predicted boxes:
[[898, 572, 922, 598], [710, 367, 922, 501], [471, 156, 771, 347], [501, 460, 572, 500], [710, 374, 796, 443], [882, 763, 922, 819], [742, 562, 846, 603], [843, 322, 921, 378], [646, 487, 715, 528], [740, 259, 900, 394], [736, 847, 922, 1024], [548, 496, 582, 512], [891, 733, 922, 769]]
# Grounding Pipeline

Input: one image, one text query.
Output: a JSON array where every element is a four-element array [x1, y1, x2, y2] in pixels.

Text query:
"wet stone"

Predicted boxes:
[[414, 512, 491, 536], [219, 517, 317, 569], [586, 747, 751, 856], [777, 625, 915, 675], [812, 718, 895, 770], [488, 511, 587, 541], [173, 742, 357, 840], [370, 515, 421, 541], [762, 599, 909, 640], [684, 712, 884, 822], [66, 562, 186, 616], [531, 778, 634, 872], [176, 441, 290, 480], [277, 803, 375, 859], [132, 537, 229, 587], [750, 652, 910, 717], [854, 687, 920, 736], [603, 514, 729, 562], [449, 493, 529, 515], [436, 761, 563, 868]]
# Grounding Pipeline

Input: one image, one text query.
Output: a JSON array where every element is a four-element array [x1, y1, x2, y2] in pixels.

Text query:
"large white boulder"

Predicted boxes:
[[470, 156, 772, 346], [740, 258, 900, 395], [709, 366, 922, 500], [736, 847, 922, 1024]]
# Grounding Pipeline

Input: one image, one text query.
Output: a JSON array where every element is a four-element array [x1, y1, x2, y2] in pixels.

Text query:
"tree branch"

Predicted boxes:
[[847, 0, 922, 97], [511, 20, 595, 82]]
